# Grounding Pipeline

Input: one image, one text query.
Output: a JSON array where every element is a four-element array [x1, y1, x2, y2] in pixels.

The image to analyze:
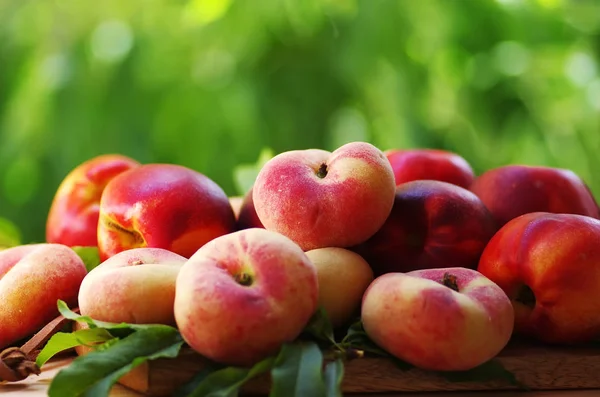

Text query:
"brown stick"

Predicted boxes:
[[0, 308, 79, 383]]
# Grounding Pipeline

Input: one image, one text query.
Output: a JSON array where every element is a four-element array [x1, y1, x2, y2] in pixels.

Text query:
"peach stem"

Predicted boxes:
[[234, 273, 253, 286], [441, 273, 459, 292]]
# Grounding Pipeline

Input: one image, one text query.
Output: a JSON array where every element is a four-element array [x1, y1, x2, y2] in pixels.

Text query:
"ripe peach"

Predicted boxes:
[[46, 154, 140, 247], [305, 247, 373, 328], [229, 196, 244, 219], [78, 247, 187, 325], [353, 180, 497, 276], [174, 228, 319, 367], [385, 148, 475, 189], [253, 141, 396, 251], [361, 267, 514, 371], [236, 187, 264, 230], [478, 212, 600, 344], [0, 244, 87, 349], [97, 163, 236, 261], [470, 165, 599, 227]]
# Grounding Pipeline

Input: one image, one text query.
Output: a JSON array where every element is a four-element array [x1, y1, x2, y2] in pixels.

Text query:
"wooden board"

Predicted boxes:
[[75, 341, 600, 397]]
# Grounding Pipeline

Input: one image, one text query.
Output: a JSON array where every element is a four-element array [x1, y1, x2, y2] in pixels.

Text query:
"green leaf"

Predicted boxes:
[[269, 341, 326, 397], [36, 328, 115, 367], [233, 147, 275, 196], [437, 359, 523, 387], [341, 321, 389, 357], [341, 321, 412, 370], [48, 325, 184, 397], [56, 300, 155, 333], [184, 355, 275, 397], [72, 246, 102, 272], [0, 217, 21, 248], [323, 359, 344, 397], [304, 306, 336, 346]]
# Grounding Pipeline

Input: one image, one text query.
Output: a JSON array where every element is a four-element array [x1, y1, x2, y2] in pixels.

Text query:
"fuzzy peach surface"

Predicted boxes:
[[362, 267, 514, 371], [174, 228, 319, 367], [0, 244, 87, 349], [78, 247, 187, 325], [252, 142, 396, 251]]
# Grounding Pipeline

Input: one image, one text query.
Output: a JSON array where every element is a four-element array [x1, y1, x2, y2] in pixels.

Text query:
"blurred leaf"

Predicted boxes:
[[183, 355, 275, 397], [0, 217, 21, 249], [71, 246, 101, 272], [437, 359, 524, 389], [341, 321, 412, 370], [304, 306, 336, 346], [233, 147, 275, 196], [323, 359, 344, 397], [269, 341, 327, 397], [47, 326, 184, 397]]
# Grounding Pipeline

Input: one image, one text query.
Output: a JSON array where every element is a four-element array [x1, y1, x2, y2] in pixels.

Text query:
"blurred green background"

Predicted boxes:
[[1, 0, 599, 244]]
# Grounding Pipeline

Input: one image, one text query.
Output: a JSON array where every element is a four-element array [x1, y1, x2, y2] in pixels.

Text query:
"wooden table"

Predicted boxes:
[[2, 358, 600, 397]]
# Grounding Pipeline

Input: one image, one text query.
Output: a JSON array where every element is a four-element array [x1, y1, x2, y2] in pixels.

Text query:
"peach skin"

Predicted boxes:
[[470, 165, 599, 227], [361, 267, 514, 371], [78, 247, 187, 325], [478, 212, 600, 344], [46, 154, 140, 247], [353, 180, 498, 276], [174, 228, 319, 367], [252, 141, 396, 251], [236, 187, 264, 230], [97, 163, 236, 261], [0, 243, 87, 349], [385, 148, 475, 189]]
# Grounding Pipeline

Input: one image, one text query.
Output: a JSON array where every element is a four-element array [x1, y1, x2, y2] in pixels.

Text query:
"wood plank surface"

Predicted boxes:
[[110, 341, 600, 396], [1, 357, 600, 397]]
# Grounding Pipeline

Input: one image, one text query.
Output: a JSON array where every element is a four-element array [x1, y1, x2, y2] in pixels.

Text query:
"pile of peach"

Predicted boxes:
[[2, 141, 600, 372]]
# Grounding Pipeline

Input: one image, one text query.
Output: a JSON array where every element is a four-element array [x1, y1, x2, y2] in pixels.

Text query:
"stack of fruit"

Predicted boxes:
[[1, 141, 600, 381]]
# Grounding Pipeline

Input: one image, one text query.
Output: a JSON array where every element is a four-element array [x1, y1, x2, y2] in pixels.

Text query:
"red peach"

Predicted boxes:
[[46, 154, 140, 247], [353, 180, 498, 276], [253, 141, 396, 251], [97, 164, 236, 261], [236, 187, 264, 230], [385, 148, 475, 189], [478, 212, 600, 344], [470, 165, 599, 227]]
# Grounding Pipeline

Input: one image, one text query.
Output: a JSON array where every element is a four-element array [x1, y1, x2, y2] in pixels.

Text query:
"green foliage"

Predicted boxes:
[[36, 327, 115, 367], [71, 246, 102, 272], [1, 0, 600, 243], [47, 326, 184, 397], [41, 301, 523, 396], [0, 217, 21, 248]]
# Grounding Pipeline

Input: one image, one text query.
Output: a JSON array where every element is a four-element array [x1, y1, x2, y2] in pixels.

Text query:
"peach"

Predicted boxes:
[[353, 180, 498, 276], [229, 196, 244, 219], [78, 247, 187, 325], [0, 243, 87, 349], [252, 141, 396, 251], [97, 163, 236, 261], [470, 165, 599, 227], [361, 267, 514, 371], [236, 187, 264, 230], [305, 247, 373, 328], [46, 154, 140, 247], [385, 148, 475, 189], [477, 212, 600, 344], [174, 228, 319, 367]]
